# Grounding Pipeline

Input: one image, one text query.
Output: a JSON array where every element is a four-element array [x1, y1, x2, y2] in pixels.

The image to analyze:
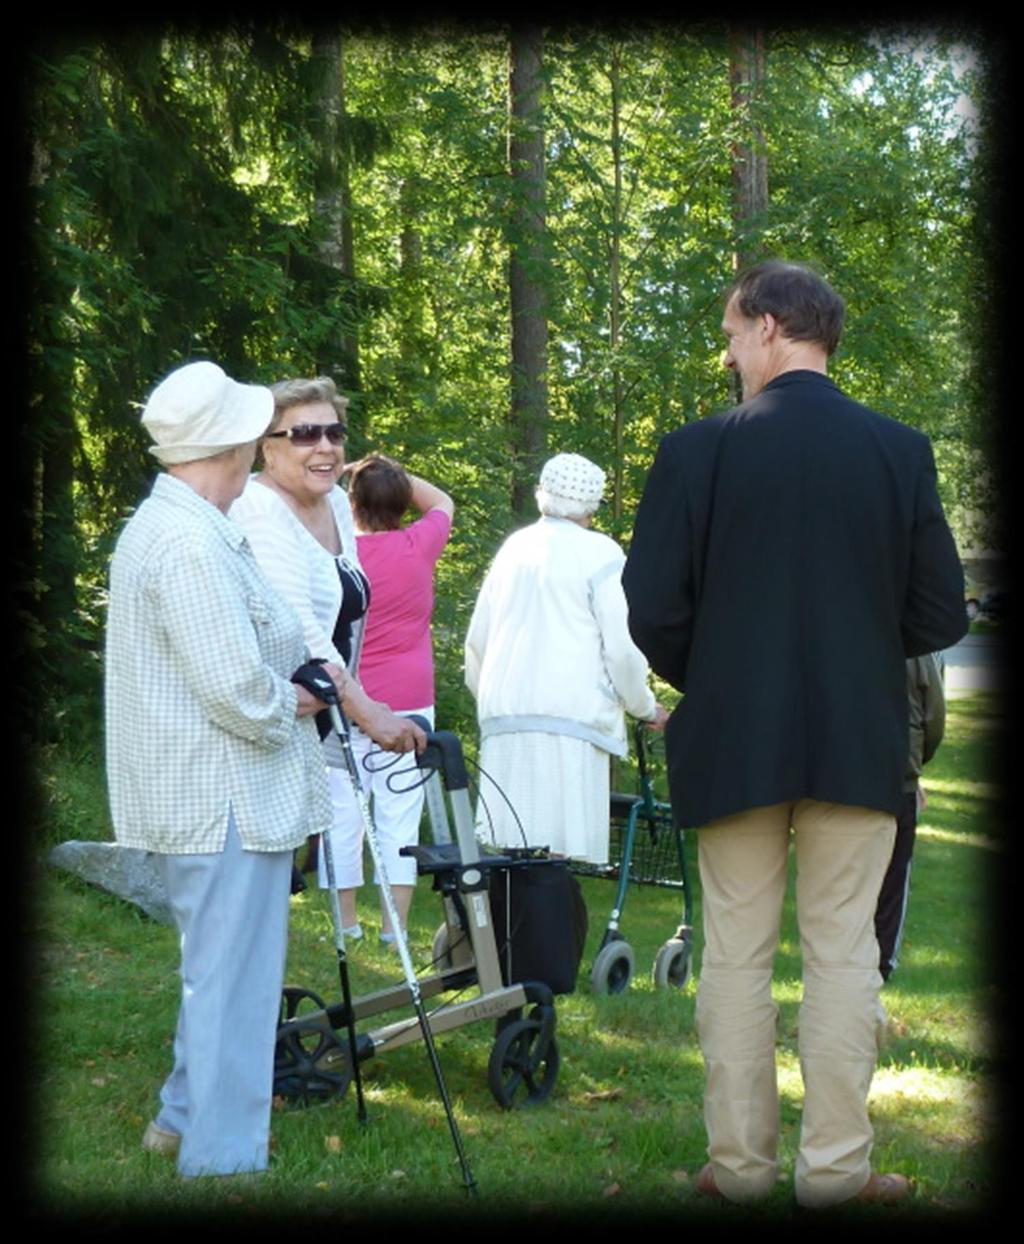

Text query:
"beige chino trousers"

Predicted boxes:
[[695, 800, 894, 1207]]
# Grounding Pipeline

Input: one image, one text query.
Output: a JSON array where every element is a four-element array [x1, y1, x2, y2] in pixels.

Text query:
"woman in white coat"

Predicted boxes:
[[229, 377, 424, 938], [465, 453, 667, 864]]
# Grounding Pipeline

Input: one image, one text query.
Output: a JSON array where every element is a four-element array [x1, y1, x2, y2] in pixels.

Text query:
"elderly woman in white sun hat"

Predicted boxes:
[[105, 361, 421, 1181], [465, 452, 669, 863]]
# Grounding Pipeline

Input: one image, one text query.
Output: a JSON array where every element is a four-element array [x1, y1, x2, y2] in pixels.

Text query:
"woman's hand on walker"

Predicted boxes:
[[346, 686, 427, 753]]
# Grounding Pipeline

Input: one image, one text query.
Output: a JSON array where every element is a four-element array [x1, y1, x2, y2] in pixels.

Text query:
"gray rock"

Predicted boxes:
[[49, 840, 174, 926]]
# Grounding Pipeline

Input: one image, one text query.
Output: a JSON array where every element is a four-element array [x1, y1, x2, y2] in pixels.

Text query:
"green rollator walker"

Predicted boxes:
[[573, 719, 696, 995]]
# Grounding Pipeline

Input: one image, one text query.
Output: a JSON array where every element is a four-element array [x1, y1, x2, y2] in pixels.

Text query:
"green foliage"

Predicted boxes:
[[543, 31, 737, 535], [25, 24, 995, 745], [24, 28, 393, 739], [762, 33, 983, 449]]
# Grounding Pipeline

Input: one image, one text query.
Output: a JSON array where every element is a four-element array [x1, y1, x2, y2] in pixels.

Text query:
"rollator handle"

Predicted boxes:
[[412, 727, 469, 793]]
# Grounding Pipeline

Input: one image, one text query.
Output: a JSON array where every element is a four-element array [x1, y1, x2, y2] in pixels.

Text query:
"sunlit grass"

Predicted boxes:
[[924, 777, 1000, 800], [916, 824, 1001, 851], [31, 692, 1003, 1217]]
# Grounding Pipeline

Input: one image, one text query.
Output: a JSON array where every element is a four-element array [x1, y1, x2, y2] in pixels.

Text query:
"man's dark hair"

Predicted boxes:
[[729, 260, 845, 356], [346, 453, 413, 532]]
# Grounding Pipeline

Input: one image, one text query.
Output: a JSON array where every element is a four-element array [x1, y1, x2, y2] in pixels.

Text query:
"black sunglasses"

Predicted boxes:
[[266, 422, 347, 446]]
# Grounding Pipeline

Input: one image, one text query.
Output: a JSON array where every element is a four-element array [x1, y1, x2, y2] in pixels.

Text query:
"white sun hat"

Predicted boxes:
[[538, 452, 606, 506], [141, 361, 274, 465]]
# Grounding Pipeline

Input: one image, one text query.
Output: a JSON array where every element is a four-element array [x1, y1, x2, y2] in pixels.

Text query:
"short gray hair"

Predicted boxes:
[[535, 487, 599, 521], [267, 375, 349, 434]]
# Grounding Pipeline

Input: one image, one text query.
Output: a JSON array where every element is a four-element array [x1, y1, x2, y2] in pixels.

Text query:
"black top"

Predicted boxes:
[[333, 557, 371, 667], [622, 370, 967, 828]]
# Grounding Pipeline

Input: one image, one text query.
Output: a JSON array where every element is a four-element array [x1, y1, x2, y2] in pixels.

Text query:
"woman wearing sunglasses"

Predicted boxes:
[[230, 376, 424, 938]]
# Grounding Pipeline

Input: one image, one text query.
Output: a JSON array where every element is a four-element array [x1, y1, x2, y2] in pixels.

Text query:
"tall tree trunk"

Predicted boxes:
[[728, 24, 769, 403], [311, 31, 361, 392], [25, 136, 82, 738], [508, 26, 549, 518], [609, 49, 626, 523], [398, 175, 426, 380], [728, 24, 769, 275]]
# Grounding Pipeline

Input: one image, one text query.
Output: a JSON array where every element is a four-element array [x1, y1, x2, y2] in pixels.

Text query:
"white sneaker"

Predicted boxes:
[[342, 923, 363, 940], [142, 1120, 180, 1157]]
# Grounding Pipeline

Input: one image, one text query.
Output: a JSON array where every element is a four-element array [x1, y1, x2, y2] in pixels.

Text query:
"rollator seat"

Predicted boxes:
[[401, 842, 518, 876], [610, 792, 643, 817]]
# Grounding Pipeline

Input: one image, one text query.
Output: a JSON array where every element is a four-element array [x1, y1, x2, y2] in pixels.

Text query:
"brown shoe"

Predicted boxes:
[[856, 1171, 913, 1204], [696, 1162, 723, 1198], [142, 1120, 181, 1157]]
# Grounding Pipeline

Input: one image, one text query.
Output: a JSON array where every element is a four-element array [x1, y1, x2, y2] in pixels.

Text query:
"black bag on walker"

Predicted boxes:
[[488, 857, 588, 995]]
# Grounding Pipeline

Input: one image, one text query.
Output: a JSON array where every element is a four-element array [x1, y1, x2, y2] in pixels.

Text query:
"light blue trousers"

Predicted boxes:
[[155, 815, 292, 1177]]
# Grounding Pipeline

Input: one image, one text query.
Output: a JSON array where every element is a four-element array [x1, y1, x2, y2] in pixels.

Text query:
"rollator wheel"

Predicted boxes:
[[274, 987, 352, 1105], [591, 937, 635, 995], [652, 936, 693, 990], [431, 921, 453, 969], [487, 1017, 560, 1109], [279, 986, 328, 1022]]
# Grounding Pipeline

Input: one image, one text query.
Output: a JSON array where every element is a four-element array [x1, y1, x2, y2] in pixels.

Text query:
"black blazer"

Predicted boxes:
[[622, 370, 967, 828]]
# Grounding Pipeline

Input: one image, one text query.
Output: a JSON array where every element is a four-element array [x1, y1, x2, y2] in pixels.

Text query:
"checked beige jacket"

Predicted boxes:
[[105, 473, 331, 854]]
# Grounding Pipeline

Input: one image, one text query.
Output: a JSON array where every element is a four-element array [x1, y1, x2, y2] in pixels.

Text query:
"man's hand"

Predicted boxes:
[[646, 703, 671, 732]]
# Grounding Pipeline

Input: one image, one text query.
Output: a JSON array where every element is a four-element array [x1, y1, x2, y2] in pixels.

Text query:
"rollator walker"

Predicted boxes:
[[273, 722, 564, 1121], [573, 719, 696, 995]]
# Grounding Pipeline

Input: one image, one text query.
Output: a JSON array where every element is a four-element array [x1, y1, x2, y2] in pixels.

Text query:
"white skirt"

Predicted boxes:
[[475, 730, 611, 865]]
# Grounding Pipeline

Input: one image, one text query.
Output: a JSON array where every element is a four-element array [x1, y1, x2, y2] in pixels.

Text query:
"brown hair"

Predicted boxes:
[[347, 454, 413, 532], [728, 260, 845, 356]]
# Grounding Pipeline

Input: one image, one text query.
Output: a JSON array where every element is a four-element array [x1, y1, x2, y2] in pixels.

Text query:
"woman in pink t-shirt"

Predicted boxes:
[[339, 455, 453, 942]]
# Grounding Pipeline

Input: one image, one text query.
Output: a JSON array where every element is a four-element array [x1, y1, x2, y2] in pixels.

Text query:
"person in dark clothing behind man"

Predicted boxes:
[[876, 652, 946, 981], [622, 260, 967, 1210]]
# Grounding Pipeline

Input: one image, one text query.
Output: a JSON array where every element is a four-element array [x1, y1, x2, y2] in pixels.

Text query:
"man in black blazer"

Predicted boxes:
[[622, 261, 966, 1209]]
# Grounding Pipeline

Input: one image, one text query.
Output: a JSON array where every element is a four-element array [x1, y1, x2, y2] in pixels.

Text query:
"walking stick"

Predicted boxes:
[[294, 661, 478, 1195]]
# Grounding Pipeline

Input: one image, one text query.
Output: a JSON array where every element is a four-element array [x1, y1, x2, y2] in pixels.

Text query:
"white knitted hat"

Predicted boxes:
[[538, 453, 606, 505], [141, 361, 274, 465]]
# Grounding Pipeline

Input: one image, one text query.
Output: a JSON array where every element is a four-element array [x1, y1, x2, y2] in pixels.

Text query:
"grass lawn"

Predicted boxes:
[[26, 692, 1005, 1223]]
